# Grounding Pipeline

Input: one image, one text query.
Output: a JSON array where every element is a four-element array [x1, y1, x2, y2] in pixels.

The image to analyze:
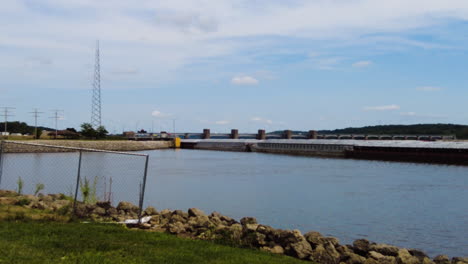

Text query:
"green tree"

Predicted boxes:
[[96, 126, 108, 139], [80, 123, 96, 139]]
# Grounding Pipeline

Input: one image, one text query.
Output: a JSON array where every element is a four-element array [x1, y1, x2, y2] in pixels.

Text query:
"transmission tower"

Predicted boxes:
[[91, 40, 102, 128], [29, 109, 43, 139], [49, 110, 64, 138], [0, 107, 15, 134]]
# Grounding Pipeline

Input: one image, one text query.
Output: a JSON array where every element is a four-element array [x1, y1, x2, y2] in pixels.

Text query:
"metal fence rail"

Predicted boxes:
[[0, 140, 150, 221]]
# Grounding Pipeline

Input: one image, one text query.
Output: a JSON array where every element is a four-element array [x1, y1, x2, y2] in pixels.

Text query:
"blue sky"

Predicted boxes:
[[1, 0, 468, 133]]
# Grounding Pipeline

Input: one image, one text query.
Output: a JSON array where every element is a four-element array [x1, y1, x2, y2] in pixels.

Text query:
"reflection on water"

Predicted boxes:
[[2, 149, 467, 257]]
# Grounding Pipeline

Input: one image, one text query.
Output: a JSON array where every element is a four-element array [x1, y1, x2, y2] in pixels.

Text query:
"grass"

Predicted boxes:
[[0, 206, 306, 264]]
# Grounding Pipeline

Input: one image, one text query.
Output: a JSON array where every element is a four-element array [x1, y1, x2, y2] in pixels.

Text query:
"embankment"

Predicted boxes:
[[2, 140, 172, 153], [1, 190, 466, 264]]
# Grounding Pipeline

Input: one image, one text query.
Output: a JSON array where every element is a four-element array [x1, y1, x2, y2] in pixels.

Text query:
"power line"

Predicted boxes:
[[0, 107, 15, 134], [29, 108, 44, 139], [91, 40, 102, 128], [49, 110, 64, 138]]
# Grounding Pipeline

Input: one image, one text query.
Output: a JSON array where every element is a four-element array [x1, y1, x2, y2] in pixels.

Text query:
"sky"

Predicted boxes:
[[1, 0, 468, 134]]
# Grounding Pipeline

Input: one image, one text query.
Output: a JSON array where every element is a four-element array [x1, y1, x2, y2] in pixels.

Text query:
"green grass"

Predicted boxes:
[[0, 220, 305, 264]]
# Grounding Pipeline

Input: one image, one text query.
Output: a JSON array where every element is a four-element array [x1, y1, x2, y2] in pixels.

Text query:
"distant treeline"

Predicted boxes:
[[272, 124, 468, 139], [0, 121, 52, 135]]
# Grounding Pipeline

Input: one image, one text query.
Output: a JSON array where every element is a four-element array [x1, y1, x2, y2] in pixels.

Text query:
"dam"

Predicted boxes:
[[181, 139, 468, 165]]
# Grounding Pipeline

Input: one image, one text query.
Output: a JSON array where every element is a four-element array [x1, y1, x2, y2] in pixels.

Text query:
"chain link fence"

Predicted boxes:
[[0, 140, 149, 220]]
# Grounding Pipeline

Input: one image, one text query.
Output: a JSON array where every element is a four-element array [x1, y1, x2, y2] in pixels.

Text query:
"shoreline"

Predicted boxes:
[[1, 140, 173, 153], [1, 190, 466, 263]]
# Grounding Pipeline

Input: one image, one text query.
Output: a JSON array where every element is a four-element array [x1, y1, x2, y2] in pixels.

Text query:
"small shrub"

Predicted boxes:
[[16, 177, 24, 195], [34, 183, 45, 196], [16, 198, 31, 206], [80, 176, 98, 204]]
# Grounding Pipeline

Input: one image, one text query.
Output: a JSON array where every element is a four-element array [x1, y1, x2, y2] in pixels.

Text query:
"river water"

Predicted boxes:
[[1, 149, 467, 257]]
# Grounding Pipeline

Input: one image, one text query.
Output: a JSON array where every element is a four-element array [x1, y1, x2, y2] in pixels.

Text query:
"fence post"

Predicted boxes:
[[138, 155, 150, 224], [73, 150, 83, 215], [0, 141, 4, 188]]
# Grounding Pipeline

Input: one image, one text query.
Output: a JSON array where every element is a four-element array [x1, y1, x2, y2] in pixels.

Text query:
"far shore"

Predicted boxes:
[[1, 140, 173, 153]]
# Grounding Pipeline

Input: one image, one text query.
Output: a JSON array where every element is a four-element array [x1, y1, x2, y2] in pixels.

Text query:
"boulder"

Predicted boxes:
[[168, 222, 186, 234], [433, 256, 450, 264], [310, 242, 341, 264], [240, 217, 257, 226], [409, 249, 428, 260], [304, 231, 325, 246], [369, 251, 386, 260], [116, 201, 139, 213], [0, 190, 17, 197], [143, 206, 158, 216], [397, 248, 421, 264], [452, 258, 468, 264], [92, 207, 106, 216], [96, 201, 112, 210], [160, 209, 172, 219], [353, 239, 371, 256], [172, 210, 188, 219], [342, 252, 368, 264], [0, 197, 18, 205], [188, 208, 206, 217], [261, 245, 285, 254], [370, 244, 400, 257]]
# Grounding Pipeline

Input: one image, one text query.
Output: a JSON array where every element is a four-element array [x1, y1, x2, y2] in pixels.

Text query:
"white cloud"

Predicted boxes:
[[363, 104, 400, 111], [416, 86, 443, 92], [352, 60, 373, 68], [400, 112, 417, 116], [231, 76, 259, 85], [215, 120, 230, 125], [251, 117, 273, 124], [151, 110, 171, 118]]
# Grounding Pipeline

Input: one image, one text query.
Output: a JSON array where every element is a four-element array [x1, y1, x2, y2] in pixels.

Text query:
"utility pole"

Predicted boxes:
[[29, 109, 43, 139], [49, 110, 64, 139], [0, 107, 15, 135]]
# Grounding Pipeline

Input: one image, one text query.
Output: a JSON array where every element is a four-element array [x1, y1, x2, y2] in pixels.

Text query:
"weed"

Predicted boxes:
[[16, 177, 24, 195], [34, 183, 45, 196], [80, 176, 98, 204]]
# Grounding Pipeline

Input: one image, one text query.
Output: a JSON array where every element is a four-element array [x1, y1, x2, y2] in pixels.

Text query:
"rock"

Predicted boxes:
[[210, 211, 222, 218], [188, 215, 211, 228], [310, 242, 341, 264], [220, 215, 237, 225], [381, 256, 399, 264], [369, 251, 386, 260], [353, 239, 371, 256], [92, 207, 106, 216], [40, 195, 54, 203], [261, 245, 285, 254], [116, 201, 139, 213], [422, 258, 435, 264], [365, 258, 380, 264], [324, 237, 341, 247], [243, 232, 267, 247], [172, 210, 188, 219], [277, 229, 304, 246], [0, 197, 18, 205], [452, 257, 468, 264], [96, 201, 112, 210], [209, 216, 222, 226], [51, 200, 70, 211], [342, 252, 368, 264], [409, 249, 428, 260], [160, 209, 172, 218], [304, 231, 325, 246], [107, 207, 118, 217], [289, 239, 313, 259], [168, 222, 186, 234], [169, 214, 187, 224], [397, 248, 421, 264], [245, 223, 259, 232], [370, 244, 400, 257], [0, 190, 17, 197], [188, 208, 206, 217], [434, 256, 450, 264], [280, 230, 313, 260], [140, 223, 151, 229], [144, 206, 158, 216], [74, 203, 88, 218], [240, 217, 257, 226]]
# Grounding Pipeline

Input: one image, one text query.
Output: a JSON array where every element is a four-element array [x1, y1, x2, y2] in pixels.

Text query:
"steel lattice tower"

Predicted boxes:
[[91, 40, 102, 128]]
